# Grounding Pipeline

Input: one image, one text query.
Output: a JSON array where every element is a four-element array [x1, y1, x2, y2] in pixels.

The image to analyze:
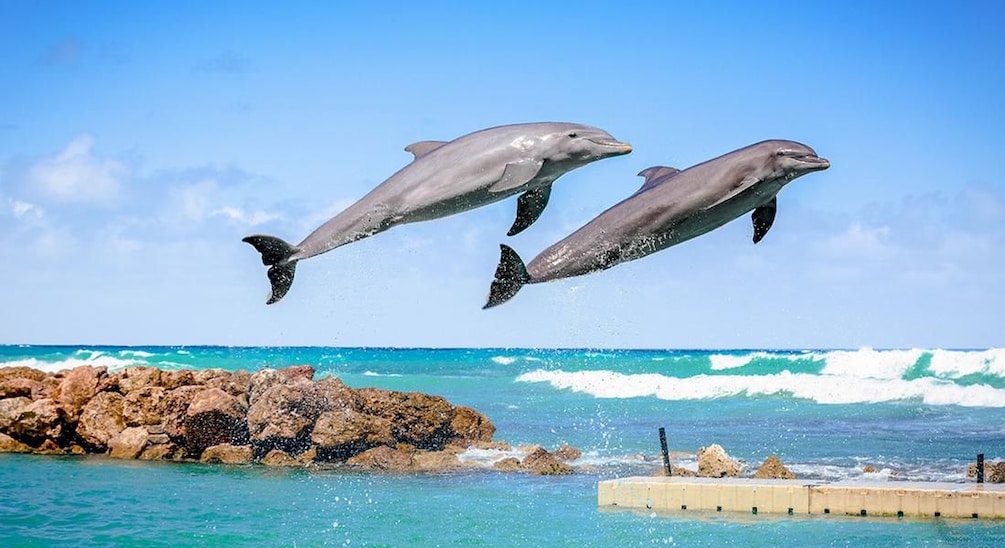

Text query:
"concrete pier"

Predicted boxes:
[[598, 477, 1005, 519]]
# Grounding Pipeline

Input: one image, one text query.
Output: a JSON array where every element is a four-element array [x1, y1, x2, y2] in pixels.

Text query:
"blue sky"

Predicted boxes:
[[1, 1, 1002, 348]]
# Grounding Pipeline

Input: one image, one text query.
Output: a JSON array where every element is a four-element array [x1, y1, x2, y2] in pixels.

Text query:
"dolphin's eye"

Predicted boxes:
[[775, 150, 786, 157], [567, 132, 578, 138]]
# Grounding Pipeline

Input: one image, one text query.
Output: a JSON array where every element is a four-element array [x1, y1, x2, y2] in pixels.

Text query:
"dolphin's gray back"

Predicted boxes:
[[526, 141, 784, 282], [293, 123, 586, 260]]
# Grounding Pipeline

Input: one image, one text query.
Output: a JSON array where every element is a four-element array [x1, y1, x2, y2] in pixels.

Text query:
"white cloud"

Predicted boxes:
[[10, 199, 44, 220], [819, 222, 893, 260], [211, 206, 282, 226], [29, 134, 129, 205]]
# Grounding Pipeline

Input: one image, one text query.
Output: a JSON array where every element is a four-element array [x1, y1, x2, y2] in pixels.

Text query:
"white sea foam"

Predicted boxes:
[[816, 347, 927, 379], [1, 355, 143, 373], [708, 351, 796, 370], [515, 368, 1005, 407], [118, 349, 154, 358], [362, 371, 402, 377], [928, 348, 1005, 378], [491, 356, 517, 365]]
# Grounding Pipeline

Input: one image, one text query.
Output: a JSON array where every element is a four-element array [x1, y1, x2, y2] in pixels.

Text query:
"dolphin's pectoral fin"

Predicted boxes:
[[751, 197, 778, 244], [404, 140, 448, 160], [635, 166, 681, 193], [704, 175, 761, 210], [489, 159, 544, 193], [484, 244, 530, 309], [507, 186, 553, 236]]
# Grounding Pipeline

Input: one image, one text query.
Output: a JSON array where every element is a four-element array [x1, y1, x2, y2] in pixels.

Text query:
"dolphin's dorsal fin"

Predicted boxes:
[[404, 140, 448, 159], [751, 196, 778, 244], [635, 166, 680, 193]]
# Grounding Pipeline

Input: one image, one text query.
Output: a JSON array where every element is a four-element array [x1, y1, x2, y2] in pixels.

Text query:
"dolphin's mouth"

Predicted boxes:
[[797, 155, 830, 171], [588, 139, 633, 155]]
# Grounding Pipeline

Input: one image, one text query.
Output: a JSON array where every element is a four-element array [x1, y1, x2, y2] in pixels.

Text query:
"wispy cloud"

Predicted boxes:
[[27, 134, 129, 205]]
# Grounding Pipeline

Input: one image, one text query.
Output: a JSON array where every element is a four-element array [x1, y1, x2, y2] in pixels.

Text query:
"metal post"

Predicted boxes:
[[977, 453, 985, 484], [658, 427, 671, 476]]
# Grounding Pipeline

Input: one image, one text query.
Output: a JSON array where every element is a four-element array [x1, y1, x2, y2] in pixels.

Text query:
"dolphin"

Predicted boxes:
[[483, 139, 830, 308], [244, 122, 632, 303]]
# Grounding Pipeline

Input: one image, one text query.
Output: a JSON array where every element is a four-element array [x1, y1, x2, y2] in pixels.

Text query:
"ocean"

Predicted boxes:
[[2, 345, 1004, 546]]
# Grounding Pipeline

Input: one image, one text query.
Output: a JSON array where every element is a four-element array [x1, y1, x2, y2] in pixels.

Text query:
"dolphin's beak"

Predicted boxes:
[[590, 139, 633, 155], [802, 156, 830, 171]]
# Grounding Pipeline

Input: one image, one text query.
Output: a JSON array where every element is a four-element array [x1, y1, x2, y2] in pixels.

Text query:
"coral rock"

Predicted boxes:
[[76, 392, 126, 450], [200, 443, 253, 465], [754, 455, 796, 479], [183, 388, 249, 456], [521, 447, 574, 475], [108, 427, 150, 459], [697, 444, 742, 478]]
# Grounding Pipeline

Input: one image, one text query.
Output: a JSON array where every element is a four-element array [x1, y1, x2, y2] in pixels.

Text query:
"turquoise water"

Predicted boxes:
[[2, 346, 1005, 545]]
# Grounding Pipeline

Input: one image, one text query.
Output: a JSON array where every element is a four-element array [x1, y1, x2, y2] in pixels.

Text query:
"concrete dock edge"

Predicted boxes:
[[598, 477, 1005, 519]]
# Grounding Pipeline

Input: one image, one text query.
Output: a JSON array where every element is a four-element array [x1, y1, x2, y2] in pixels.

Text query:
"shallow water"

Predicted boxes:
[[2, 346, 1004, 545]]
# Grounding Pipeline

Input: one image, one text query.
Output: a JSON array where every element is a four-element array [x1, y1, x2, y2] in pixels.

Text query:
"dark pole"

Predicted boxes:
[[659, 427, 671, 476], [977, 453, 985, 484]]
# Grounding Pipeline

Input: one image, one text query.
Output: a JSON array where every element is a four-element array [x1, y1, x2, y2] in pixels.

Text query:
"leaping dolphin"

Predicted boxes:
[[483, 139, 829, 308], [244, 122, 632, 303]]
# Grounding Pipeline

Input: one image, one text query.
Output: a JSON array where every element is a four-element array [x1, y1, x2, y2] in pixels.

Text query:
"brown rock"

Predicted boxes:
[[967, 462, 995, 480], [279, 365, 316, 384], [116, 367, 162, 394], [157, 386, 204, 438], [160, 370, 196, 390], [0, 366, 49, 383], [473, 440, 512, 451], [183, 388, 249, 456], [138, 442, 181, 461], [754, 455, 796, 479], [356, 388, 456, 449], [553, 444, 582, 462], [53, 366, 103, 418], [198, 369, 252, 399], [0, 432, 32, 453], [521, 447, 574, 475], [261, 449, 301, 467], [697, 444, 742, 478], [449, 406, 495, 445], [863, 465, 878, 473], [35, 438, 63, 454], [347, 445, 413, 471], [311, 409, 395, 460], [76, 392, 126, 450], [200, 443, 253, 464], [0, 378, 47, 399], [993, 461, 1005, 483], [493, 457, 522, 472], [12, 398, 64, 442], [122, 387, 169, 427], [0, 396, 31, 433], [412, 450, 463, 472], [108, 426, 149, 459], [247, 381, 332, 453]]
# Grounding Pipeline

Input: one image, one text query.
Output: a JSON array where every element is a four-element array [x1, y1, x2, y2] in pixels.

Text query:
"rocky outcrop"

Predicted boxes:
[[697, 444, 742, 478], [754, 455, 796, 479], [200, 443, 253, 464], [967, 460, 1005, 483], [183, 388, 248, 456], [521, 447, 574, 475], [0, 364, 507, 473]]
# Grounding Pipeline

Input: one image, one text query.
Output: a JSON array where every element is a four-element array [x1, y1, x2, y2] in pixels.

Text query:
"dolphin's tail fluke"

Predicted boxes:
[[243, 235, 299, 305], [484, 244, 530, 309]]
